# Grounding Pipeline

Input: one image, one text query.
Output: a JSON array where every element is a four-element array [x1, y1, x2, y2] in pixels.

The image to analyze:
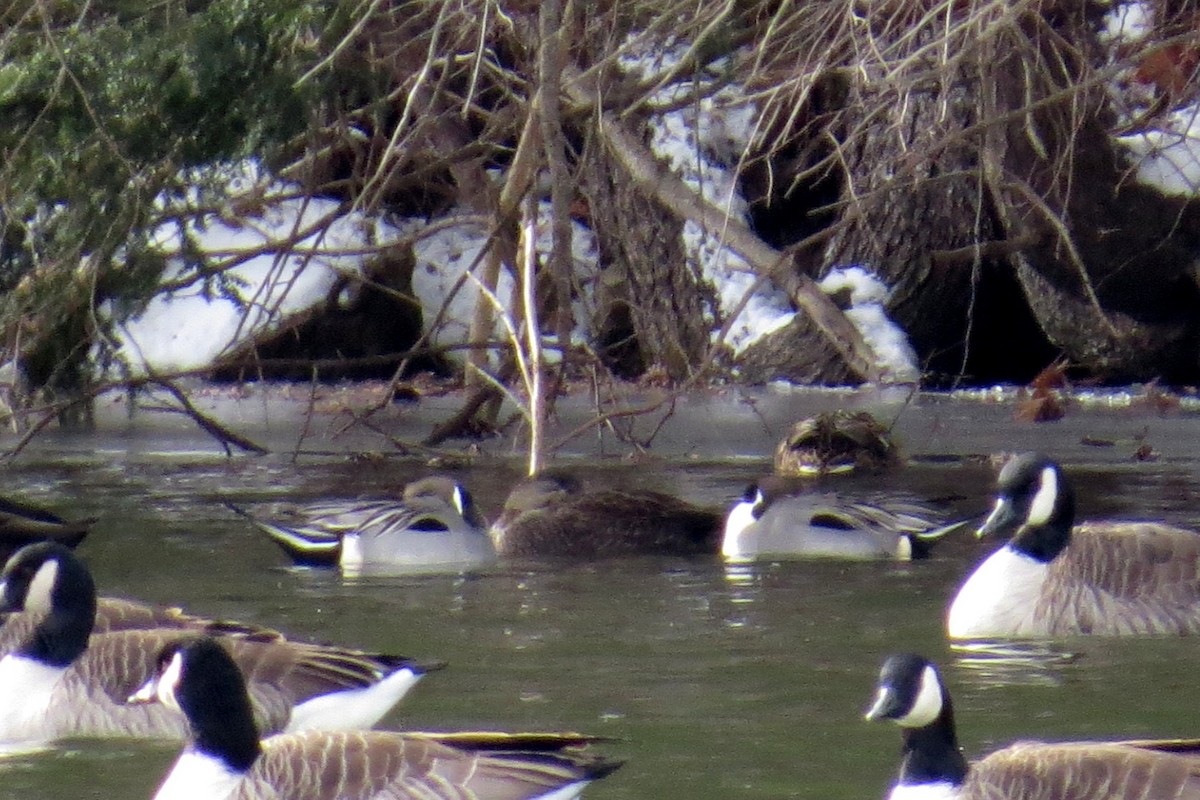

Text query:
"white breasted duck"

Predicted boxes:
[[722, 476, 969, 561], [229, 476, 496, 573]]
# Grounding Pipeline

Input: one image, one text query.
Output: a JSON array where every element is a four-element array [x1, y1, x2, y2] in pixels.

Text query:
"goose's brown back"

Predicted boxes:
[[1037, 523, 1200, 635], [966, 741, 1200, 800], [237, 731, 619, 800]]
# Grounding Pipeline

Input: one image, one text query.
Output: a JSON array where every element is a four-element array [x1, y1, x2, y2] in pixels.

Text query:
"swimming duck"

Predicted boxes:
[[947, 452, 1200, 638], [133, 636, 622, 800], [0, 542, 438, 746], [229, 476, 496, 573], [774, 410, 899, 477], [0, 494, 94, 563], [866, 652, 1200, 800], [721, 476, 969, 561], [491, 474, 722, 559]]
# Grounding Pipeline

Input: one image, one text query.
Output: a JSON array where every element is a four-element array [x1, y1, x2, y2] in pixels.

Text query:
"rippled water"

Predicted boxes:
[[4, 390, 1200, 799]]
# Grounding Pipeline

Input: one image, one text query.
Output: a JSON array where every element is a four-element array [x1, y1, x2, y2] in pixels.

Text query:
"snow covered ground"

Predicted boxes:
[[1106, 1, 1200, 195], [106, 176, 596, 376], [106, 6, 1200, 387]]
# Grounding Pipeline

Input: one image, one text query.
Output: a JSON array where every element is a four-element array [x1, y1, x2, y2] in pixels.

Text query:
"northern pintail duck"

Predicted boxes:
[[229, 476, 495, 573], [134, 636, 622, 800], [0, 494, 94, 563], [948, 452, 1200, 638], [490, 474, 721, 559], [866, 652, 1200, 800], [722, 476, 968, 561], [0, 543, 438, 746], [774, 410, 899, 477]]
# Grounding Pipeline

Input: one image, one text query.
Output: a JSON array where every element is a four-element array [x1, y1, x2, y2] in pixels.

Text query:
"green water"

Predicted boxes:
[[3, 419, 1200, 799]]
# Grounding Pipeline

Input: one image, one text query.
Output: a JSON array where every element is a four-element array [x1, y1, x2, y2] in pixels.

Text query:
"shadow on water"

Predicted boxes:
[[4, 389, 1200, 798]]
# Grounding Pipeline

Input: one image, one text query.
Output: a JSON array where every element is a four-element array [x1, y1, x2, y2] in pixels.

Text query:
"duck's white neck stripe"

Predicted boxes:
[[722, 501, 757, 559]]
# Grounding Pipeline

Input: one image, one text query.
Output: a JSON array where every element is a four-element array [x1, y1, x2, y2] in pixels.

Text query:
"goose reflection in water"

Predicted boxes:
[[950, 639, 1081, 688]]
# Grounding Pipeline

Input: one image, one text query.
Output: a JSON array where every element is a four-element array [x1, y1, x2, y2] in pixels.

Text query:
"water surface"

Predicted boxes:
[[4, 390, 1200, 799]]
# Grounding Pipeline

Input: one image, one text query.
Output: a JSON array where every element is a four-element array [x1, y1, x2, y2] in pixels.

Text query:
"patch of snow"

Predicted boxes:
[[621, 35, 793, 353], [1117, 107, 1200, 195], [399, 202, 598, 368], [818, 267, 919, 384], [106, 163, 600, 377], [1100, 1, 1153, 44], [107, 191, 390, 375], [1103, 2, 1200, 196]]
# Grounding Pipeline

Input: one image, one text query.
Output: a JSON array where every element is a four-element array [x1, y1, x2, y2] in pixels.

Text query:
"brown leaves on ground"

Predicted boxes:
[[1014, 361, 1069, 423]]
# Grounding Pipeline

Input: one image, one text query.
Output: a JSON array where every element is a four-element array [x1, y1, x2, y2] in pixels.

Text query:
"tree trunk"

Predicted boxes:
[[578, 127, 714, 381], [981, 5, 1200, 381], [819, 26, 1047, 383]]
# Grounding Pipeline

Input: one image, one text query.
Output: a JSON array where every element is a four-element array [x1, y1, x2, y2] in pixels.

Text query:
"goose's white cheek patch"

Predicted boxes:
[[1027, 467, 1058, 527], [26, 561, 59, 615]]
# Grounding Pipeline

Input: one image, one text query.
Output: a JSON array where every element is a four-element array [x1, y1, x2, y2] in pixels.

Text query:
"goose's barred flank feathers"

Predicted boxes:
[[244, 731, 620, 799], [0, 596, 285, 661]]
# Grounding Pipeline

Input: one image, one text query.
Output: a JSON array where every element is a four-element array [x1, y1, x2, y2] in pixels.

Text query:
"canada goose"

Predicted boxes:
[[865, 652, 1200, 800], [228, 476, 496, 572], [721, 476, 969, 561], [947, 452, 1200, 638], [0, 593, 281, 659], [133, 636, 622, 800], [0, 494, 95, 563], [491, 474, 721, 559], [0, 542, 438, 746], [774, 410, 899, 477]]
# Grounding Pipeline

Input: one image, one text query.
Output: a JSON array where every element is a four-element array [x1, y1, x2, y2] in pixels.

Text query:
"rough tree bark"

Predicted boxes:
[[740, 9, 1059, 386], [982, 4, 1200, 382], [578, 128, 714, 381]]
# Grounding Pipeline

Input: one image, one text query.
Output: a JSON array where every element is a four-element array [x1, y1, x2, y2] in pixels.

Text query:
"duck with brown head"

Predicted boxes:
[[491, 473, 721, 559], [773, 410, 899, 477], [722, 475, 968, 562], [228, 475, 495, 573]]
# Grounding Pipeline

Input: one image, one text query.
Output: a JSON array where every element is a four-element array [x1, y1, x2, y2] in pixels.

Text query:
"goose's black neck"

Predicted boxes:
[[21, 558, 96, 668], [178, 640, 262, 773], [1009, 475, 1076, 564], [897, 698, 968, 787]]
